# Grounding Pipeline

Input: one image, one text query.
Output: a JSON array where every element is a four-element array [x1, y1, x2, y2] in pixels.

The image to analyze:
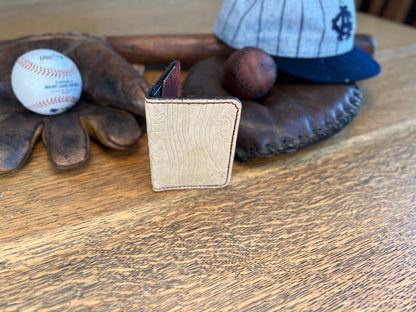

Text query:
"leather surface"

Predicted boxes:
[[182, 57, 362, 162], [146, 62, 241, 191], [0, 33, 148, 172], [161, 61, 182, 98]]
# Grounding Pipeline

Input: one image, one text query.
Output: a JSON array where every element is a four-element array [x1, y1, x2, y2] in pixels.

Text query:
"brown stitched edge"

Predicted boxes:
[[146, 99, 240, 191]]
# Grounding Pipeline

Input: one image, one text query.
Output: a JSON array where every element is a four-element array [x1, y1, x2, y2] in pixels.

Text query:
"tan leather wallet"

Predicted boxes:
[[145, 61, 241, 191]]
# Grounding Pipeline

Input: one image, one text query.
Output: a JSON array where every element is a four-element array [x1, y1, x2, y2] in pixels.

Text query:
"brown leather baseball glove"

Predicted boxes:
[[182, 56, 362, 162], [0, 33, 150, 172]]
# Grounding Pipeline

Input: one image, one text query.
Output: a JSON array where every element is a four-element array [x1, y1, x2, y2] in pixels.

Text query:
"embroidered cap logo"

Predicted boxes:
[[332, 6, 353, 41]]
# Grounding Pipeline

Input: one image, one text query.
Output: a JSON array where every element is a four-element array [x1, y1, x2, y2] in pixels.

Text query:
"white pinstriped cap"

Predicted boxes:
[[213, 0, 380, 83], [214, 0, 356, 58]]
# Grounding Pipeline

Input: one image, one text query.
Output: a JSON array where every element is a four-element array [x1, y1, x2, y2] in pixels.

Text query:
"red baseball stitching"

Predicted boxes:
[[27, 96, 79, 109], [16, 57, 78, 78]]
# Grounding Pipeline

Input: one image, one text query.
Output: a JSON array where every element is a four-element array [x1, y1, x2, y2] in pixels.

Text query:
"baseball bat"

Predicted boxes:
[[106, 34, 234, 65], [106, 33, 376, 65], [0, 33, 376, 65]]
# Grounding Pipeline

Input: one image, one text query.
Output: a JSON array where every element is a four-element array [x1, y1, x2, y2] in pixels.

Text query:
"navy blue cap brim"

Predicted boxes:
[[274, 46, 381, 83]]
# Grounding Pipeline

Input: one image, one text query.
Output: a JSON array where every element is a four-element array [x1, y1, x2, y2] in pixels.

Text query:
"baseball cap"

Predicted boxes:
[[213, 0, 381, 83]]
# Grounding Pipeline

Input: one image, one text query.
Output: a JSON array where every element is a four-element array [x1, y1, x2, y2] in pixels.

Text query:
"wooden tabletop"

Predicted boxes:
[[1, 1, 416, 311]]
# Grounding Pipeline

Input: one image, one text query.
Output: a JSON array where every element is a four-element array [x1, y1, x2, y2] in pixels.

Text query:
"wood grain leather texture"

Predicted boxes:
[[145, 61, 241, 191]]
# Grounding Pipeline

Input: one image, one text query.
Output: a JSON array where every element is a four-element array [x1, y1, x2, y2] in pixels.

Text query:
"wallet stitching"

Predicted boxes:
[[146, 99, 241, 191]]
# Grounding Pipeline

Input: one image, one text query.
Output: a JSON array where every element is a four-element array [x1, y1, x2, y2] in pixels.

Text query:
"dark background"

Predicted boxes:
[[356, 0, 416, 26]]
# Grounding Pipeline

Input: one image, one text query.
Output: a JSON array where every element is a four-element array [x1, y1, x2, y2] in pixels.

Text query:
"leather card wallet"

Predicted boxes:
[[145, 61, 241, 192]]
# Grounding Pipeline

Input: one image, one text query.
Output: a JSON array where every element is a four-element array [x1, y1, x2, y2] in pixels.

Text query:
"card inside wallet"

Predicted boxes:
[[147, 60, 182, 98]]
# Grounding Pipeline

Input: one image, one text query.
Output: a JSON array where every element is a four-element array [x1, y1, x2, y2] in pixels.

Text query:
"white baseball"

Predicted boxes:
[[11, 49, 82, 116]]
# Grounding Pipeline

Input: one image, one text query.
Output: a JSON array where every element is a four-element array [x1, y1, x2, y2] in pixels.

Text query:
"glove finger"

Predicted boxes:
[[79, 105, 142, 150], [42, 112, 89, 169], [73, 39, 150, 116], [0, 112, 43, 172]]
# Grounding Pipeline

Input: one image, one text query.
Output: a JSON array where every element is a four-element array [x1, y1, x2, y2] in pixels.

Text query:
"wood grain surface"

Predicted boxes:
[[1, 1, 416, 311]]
